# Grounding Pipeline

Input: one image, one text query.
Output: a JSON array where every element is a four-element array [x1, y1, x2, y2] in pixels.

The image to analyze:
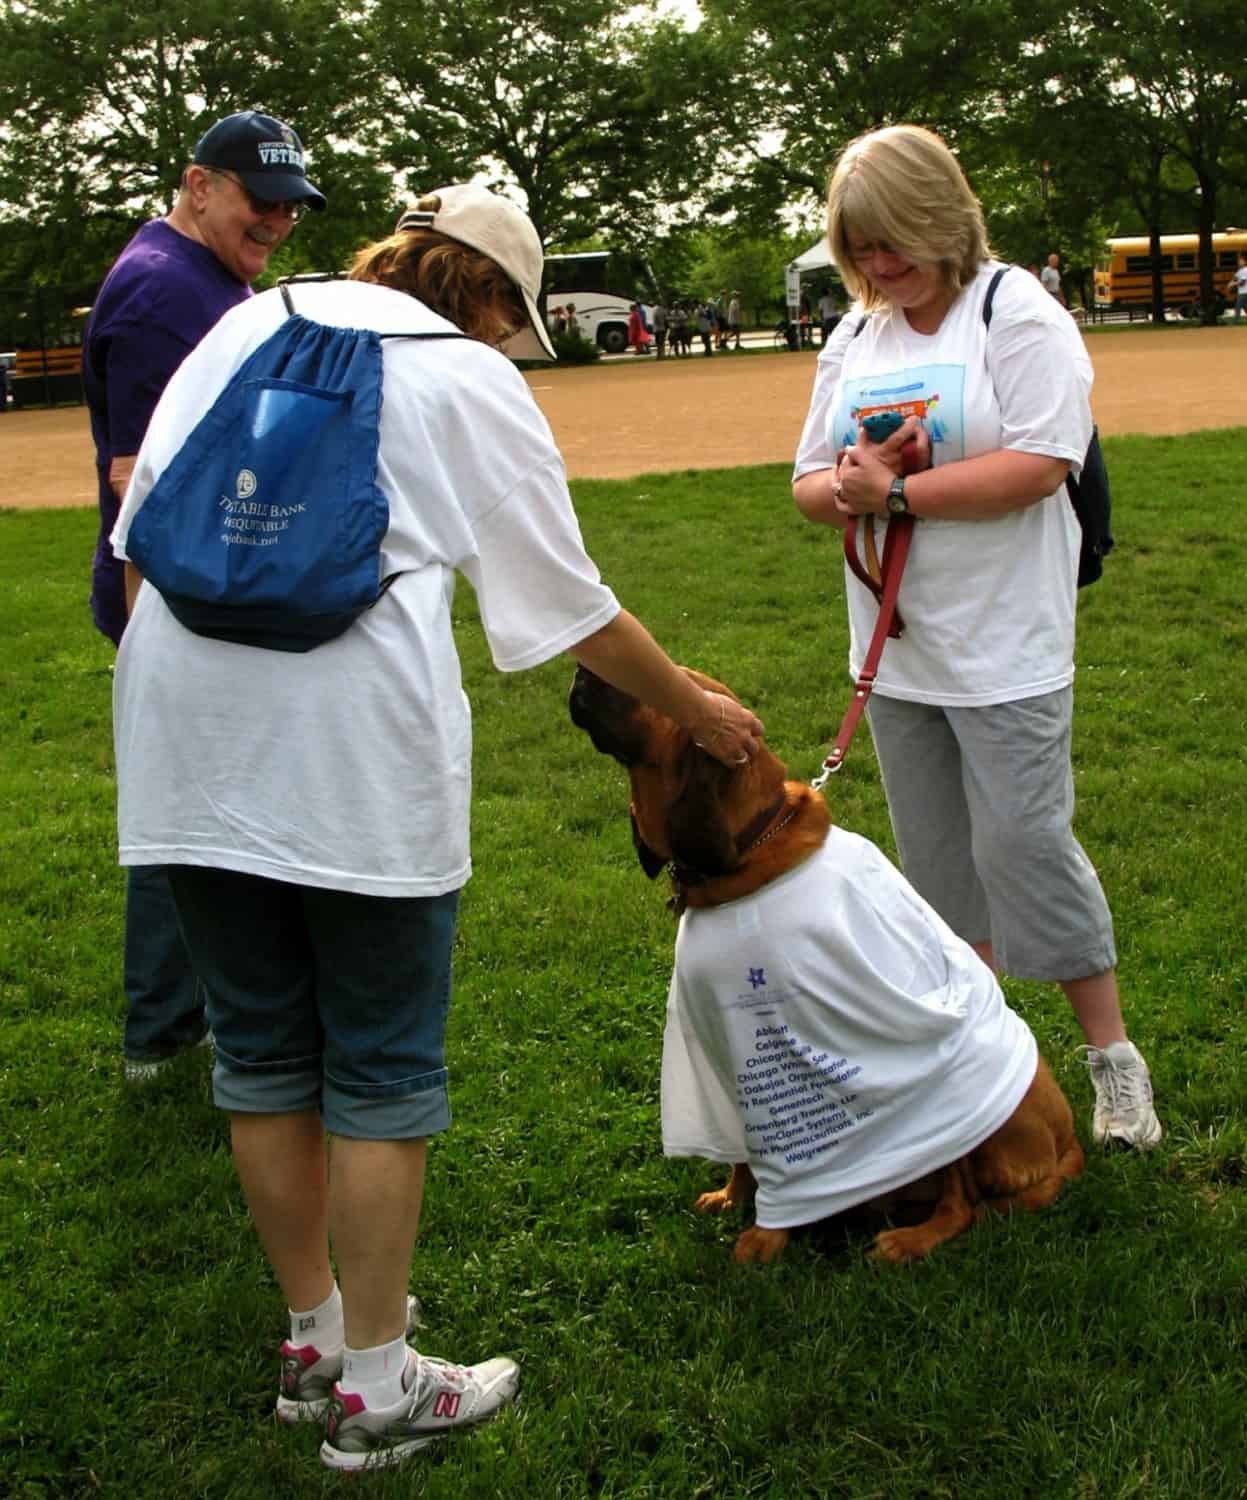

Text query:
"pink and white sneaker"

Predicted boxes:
[[319, 1347, 520, 1471], [275, 1294, 421, 1425]]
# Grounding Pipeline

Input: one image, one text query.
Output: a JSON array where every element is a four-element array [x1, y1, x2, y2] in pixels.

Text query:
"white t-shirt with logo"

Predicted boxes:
[[793, 262, 1093, 707], [661, 828, 1038, 1229], [111, 279, 619, 896]]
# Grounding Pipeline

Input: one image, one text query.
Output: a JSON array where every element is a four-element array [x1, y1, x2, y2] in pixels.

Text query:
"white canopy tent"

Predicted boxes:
[[785, 237, 839, 322]]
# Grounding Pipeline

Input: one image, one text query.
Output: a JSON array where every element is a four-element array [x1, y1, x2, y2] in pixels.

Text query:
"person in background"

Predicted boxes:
[[109, 184, 763, 1472], [627, 301, 651, 354], [82, 109, 325, 1083], [726, 290, 742, 349], [652, 298, 668, 359], [818, 284, 842, 345], [1041, 251, 1066, 305], [792, 124, 1161, 1153], [1228, 252, 1247, 322], [695, 300, 714, 356]]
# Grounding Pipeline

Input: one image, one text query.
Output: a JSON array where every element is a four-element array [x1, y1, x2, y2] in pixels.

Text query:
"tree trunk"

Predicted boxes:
[[1148, 226, 1166, 324], [1196, 177, 1220, 325]]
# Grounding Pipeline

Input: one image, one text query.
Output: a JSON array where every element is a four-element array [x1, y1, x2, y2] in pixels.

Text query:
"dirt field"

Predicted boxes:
[[4, 326, 1244, 510]]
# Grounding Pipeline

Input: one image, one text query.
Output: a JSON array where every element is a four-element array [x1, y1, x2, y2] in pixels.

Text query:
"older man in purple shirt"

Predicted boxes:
[[83, 110, 325, 1078]]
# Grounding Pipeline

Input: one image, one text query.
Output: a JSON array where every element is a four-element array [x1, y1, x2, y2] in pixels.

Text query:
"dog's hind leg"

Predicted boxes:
[[869, 1161, 977, 1263], [984, 1137, 1085, 1216]]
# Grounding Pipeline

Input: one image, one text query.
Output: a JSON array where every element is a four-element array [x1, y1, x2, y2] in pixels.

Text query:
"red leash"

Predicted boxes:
[[813, 514, 915, 785]]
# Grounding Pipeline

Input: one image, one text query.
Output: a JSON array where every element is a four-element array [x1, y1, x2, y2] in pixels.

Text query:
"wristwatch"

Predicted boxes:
[[886, 476, 910, 516]]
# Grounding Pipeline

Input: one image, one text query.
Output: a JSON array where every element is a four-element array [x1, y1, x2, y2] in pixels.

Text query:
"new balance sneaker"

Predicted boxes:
[[319, 1348, 520, 1472], [1082, 1040, 1163, 1151], [276, 1295, 423, 1425]]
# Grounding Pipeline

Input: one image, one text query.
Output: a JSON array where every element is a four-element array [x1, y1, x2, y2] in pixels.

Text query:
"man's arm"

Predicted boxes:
[[124, 561, 144, 618], [109, 454, 137, 501]]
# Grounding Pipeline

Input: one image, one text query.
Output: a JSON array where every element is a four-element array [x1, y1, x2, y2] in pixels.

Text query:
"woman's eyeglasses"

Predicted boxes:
[[207, 168, 308, 222]]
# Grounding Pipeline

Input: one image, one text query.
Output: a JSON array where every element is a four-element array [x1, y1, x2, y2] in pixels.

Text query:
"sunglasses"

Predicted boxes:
[[206, 168, 308, 222]]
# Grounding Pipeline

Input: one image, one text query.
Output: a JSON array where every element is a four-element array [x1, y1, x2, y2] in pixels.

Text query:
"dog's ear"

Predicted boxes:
[[666, 742, 737, 877], [630, 810, 668, 880]]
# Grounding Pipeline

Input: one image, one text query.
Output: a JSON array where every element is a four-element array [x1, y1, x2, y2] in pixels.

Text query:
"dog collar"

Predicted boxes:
[[735, 792, 795, 855], [670, 791, 793, 892]]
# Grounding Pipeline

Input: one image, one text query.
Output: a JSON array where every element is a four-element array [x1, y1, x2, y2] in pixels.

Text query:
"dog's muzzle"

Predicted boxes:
[[568, 667, 647, 765]]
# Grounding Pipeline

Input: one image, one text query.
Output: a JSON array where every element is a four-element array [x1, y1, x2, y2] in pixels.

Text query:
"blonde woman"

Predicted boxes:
[[792, 125, 1160, 1155], [110, 184, 761, 1473]]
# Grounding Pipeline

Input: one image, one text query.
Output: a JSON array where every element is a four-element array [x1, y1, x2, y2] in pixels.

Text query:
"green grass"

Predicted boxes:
[[2, 430, 1246, 1498]]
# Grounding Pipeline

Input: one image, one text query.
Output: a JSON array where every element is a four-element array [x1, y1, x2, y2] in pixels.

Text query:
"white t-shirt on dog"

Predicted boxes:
[[661, 827, 1038, 1229], [111, 279, 619, 896], [793, 262, 1093, 708]]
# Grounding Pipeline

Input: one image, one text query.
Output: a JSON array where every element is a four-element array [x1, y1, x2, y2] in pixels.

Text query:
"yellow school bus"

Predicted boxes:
[[1094, 230, 1247, 317]]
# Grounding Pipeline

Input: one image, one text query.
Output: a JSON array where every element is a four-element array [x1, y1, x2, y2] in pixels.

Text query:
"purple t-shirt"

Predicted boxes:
[[83, 219, 250, 644]]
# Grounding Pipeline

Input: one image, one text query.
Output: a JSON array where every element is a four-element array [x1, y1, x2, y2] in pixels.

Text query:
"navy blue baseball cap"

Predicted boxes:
[[192, 111, 327, 211]]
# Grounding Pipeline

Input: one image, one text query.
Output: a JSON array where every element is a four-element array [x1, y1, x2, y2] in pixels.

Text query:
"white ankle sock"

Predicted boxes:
[[340, 1335, 413, 1408], [288, 1283, 343, 1351]]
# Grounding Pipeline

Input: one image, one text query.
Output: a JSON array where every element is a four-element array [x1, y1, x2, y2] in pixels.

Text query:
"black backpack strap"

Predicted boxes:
[[981, 266, 1009, 328], [277, 271, 341, 316], [275, 273, 464, 343]]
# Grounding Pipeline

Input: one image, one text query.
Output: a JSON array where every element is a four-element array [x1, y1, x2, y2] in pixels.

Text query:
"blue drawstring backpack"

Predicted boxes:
[[127, 278, 462, 651]]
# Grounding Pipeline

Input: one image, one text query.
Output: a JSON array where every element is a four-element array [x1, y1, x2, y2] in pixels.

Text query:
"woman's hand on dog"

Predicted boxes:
[[690, 691, 763, 767], [568, 610, 763, 767]]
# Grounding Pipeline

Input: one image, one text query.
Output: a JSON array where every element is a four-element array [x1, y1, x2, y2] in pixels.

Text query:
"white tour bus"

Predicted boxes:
[[544, 250, 656, 354]]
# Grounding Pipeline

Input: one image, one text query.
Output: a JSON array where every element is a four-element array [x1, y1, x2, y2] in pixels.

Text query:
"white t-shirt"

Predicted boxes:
[[1040, 263, 1062, 297], [111, 279, 619, 896], [661, 828, 1038, 1229], [793, 262, 1093, 707]]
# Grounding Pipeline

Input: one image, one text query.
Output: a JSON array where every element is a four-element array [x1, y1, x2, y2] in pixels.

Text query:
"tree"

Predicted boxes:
[[696, 0, 1032, 226], [0, 0, 394, 286], [1073, 0, 1246, 322], [362, 0, 730, 252]]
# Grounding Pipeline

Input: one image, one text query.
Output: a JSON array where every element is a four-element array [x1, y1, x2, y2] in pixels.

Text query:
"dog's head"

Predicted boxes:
[[569, 665, 829, 903]]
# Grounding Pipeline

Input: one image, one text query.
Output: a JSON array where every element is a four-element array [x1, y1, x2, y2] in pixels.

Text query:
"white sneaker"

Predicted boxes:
[[123, 1031, 214, 1084], [319, 1347, 519, 1471], [1081, 1040, 1162, 1151], [276, 1295, 423, 1425]]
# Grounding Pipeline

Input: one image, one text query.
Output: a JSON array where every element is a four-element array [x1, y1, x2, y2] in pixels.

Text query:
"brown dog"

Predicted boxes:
[[569, 664, 1084, 1264]]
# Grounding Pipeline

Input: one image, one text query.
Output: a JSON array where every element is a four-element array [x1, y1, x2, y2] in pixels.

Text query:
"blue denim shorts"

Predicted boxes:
[[166, 867, 459, 1138]]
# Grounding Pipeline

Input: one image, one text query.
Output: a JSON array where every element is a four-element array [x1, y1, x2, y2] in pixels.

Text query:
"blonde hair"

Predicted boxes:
[[348, 195, 526, 348], [826, 125, 992, 311]]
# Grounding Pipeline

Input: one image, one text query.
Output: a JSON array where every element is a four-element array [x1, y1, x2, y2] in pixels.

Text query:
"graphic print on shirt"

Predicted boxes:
[[735, 1019, 876, 1168], [837, 362, 967, 461], [726, 965, 875, 1169]]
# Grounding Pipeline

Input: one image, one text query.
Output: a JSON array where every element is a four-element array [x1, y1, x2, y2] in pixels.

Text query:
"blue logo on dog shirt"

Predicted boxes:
[[748, 967, 766, 989]]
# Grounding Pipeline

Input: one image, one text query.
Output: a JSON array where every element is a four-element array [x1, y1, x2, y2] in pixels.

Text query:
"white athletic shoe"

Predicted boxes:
[[1082, 1040, 1162, 1151], [276, 1295, 423, 1425], [319, 1347, 519, 1471]]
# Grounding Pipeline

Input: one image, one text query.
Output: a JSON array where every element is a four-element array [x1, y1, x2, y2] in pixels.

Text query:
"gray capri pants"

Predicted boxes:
[[865, 687, 1116, 981]]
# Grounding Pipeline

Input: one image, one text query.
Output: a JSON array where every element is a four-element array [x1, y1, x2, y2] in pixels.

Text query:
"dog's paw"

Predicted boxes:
[[732, 1227, 789, 1264], [868, 1227, 933, 1264], [694, 1188, 737, 1216]]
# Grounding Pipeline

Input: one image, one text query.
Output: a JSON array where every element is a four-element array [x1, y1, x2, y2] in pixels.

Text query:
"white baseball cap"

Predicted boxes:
[[395, 185, 556, 362]]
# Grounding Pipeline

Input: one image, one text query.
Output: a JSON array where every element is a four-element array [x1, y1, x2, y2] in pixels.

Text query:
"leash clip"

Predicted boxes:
[[811, 750, 843, 789]]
